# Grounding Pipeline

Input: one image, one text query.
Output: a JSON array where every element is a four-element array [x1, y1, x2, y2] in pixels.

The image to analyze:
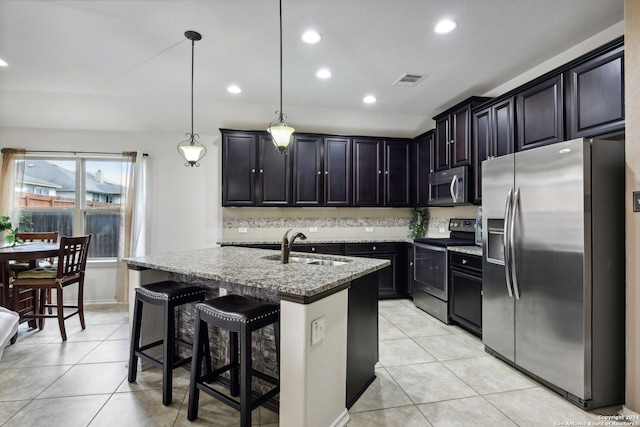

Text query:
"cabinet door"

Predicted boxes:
[[415, 132, 434, 206], [353, 138, 384, 206], [516, 74, 564, 151], [222, 132, 257, 206], [493, 98, 515, 157], [384, 139, 411, 206], [257, 134, 291, 206], [434, 115, 451, 171], [472, 107, 491, 204], [567, 46, 624, 138], [451, 106, 472, 167], [324, 137, 351, 206], [292, 135, 323, 206]]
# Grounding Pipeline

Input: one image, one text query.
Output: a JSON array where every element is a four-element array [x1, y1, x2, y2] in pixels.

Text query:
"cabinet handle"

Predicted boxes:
[[373, 246, 377, 251], [312, 247, 316, 252], [378, 170, 382, 175], [251, 169, 255, 173], [410, 261, 414, 266], [317, 171, 322, 175], [325, 171, 328, 175], [260, 169, 264, 173], [462, 259, 468, 264], [385, 170, 389, 175]]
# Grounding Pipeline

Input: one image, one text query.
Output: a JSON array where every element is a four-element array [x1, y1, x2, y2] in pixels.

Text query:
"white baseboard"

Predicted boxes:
[[329, 409, 350, 427]]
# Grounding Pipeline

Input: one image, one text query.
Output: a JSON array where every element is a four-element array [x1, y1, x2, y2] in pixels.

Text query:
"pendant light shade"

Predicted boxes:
[[178, 30, 207, 167], [267, 0, 294, 154]]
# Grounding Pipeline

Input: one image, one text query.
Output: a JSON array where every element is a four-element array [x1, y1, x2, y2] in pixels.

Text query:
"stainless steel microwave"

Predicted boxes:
[[428, 166, 469, 206]]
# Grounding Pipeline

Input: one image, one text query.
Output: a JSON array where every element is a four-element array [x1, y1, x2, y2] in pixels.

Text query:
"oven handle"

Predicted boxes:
[[503, 188, 514, 298], [510, 188, 521, 300]]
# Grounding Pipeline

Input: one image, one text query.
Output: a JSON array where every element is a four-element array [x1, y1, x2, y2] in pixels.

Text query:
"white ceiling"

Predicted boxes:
[[0, 0, 624, 139]]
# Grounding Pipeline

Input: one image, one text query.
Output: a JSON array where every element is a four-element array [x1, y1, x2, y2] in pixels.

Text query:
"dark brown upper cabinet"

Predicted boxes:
[[434, 97, 492, 171], [292, 135, 323, 206], [472, 98, 515, 203], [384, 139, 411, 206], [352, 138, 411, 207], [257, 133, 291, 206], [222, 131, 257, 206], [414, 131, 434, 206], [567, 45, 624, 139], [353, 138, 384, 206], [516, 74, 564, 151], [222, 130, 291, 207], [292, 135, 351, 206]]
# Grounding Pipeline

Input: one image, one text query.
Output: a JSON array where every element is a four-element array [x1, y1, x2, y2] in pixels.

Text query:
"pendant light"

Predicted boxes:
[[178, 30, 207, 167], [267, 0, 295, 154]]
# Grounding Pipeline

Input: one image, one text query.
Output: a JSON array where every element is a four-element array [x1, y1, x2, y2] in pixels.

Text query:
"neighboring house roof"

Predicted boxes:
[[22, 160, 121, 195], [21, 175, 62, 189]]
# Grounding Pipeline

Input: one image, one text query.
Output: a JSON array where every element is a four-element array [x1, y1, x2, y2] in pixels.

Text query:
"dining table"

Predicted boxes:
[[0, 242, 59, 309]]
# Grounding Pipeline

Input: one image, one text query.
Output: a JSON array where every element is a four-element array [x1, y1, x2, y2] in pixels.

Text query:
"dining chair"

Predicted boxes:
[[11, 235, 91, 342], [10, 231, 59, 313]]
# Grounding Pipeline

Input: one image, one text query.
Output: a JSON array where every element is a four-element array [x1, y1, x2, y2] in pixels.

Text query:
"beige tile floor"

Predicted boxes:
[[0, 299, 624, 426]]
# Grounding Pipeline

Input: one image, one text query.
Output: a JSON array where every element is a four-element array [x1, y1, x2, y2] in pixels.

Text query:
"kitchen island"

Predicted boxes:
[[125, 246, 389, 427]]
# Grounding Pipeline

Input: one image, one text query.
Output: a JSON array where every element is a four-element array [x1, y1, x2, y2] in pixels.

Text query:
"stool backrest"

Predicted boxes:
[[57, 235, 91, 278]]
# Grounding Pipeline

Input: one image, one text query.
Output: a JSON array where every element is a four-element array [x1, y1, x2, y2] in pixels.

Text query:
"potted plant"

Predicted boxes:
[[408, 208, 429, 239], [0, 216, 23, 247]]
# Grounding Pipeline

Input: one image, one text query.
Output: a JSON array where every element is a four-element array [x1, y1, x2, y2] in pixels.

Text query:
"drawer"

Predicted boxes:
[[344, 243, 397, 255], [293, 243, 342, 255], [449, 251, 482, 271]]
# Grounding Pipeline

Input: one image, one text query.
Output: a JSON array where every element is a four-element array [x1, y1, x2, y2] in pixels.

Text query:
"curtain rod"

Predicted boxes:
[[24, 150, 148, 156]]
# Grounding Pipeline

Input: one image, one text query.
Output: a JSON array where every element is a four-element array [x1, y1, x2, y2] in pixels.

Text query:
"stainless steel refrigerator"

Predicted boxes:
[[482, 138, 625, 409]]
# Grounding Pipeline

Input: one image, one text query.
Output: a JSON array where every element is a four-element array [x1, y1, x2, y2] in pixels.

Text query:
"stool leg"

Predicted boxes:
[[240, 325, 252, 427], [128, 296, 143, 383], [188, 315, 205, 421], [230, 331, 239, 397], [162, 301, 174, 406]]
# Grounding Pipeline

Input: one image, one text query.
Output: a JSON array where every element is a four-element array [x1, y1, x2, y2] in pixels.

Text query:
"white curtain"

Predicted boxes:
[[0, 148, 26, 231], [115, 151, 147, 303]]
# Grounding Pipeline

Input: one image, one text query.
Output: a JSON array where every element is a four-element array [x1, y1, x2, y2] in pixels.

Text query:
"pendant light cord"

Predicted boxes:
[[190, 37, 195, 138], [279, 0, 283, 119]]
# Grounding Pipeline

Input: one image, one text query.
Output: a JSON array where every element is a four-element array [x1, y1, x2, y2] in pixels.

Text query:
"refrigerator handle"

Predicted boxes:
[[510, 188, 521, 300], [429, 182, 432, 201], [450, 175, 458, 202], [503, 188, 514, 298]]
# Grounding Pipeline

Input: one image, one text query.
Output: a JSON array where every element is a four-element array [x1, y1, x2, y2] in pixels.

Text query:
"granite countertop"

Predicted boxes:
[[448, 245, 483, 256], [124, 246, 390, 299], [219, 238, 414, 245]]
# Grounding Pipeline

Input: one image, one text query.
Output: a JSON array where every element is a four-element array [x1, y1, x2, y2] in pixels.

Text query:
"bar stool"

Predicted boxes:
[[188, 294, 280, 426], [128, 281, 209, 406]]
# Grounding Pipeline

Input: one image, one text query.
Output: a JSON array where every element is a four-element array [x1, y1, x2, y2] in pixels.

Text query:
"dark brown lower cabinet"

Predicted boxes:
[[346, 272, 379, 408]]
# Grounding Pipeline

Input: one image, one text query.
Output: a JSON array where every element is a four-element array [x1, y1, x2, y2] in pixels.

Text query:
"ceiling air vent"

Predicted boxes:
[[393, 73, 426, 86]]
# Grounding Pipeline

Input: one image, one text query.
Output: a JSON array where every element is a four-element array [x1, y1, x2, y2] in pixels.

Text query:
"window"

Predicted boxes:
[[15, 157, 126, 259]]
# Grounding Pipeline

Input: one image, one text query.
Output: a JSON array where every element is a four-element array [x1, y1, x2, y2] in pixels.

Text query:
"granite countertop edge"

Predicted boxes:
[[124, 247, 390, 298], [219, 237, 414, 245]]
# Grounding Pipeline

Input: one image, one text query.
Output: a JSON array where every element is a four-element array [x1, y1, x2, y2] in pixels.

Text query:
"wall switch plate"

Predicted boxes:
[[365, 227, 374, 232], [238, 227, 247, 233], [309, 226, 318, 232], [311, 316, 325, 346]]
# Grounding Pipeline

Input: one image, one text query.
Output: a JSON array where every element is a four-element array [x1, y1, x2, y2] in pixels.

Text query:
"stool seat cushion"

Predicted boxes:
[[198, 295, 279, 324], [137, 281, 206, 301]]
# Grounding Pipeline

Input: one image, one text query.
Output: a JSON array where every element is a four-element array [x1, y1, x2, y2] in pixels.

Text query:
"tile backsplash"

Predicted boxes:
[[221, 206, 478, 242]]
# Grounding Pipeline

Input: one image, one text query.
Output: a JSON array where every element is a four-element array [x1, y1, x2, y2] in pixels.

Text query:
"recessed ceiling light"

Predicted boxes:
[[316, 68, 332, 79], [302, 30, 322, 44], [227, 85, 242, 94], [0, 58, 8, 67], [363, 95, 376, 104], [434, 19, 457, 34]]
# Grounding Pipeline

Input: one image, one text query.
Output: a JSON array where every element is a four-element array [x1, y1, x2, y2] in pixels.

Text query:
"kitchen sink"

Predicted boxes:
[[262, 254, 348, 266]]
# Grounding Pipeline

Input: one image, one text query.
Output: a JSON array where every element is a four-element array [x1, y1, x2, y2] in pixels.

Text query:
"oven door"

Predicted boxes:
[[413, 242, 448, 301]]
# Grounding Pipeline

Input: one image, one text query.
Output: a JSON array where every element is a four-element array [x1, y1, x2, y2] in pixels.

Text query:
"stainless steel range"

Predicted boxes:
[[412, 218, 476, 323]]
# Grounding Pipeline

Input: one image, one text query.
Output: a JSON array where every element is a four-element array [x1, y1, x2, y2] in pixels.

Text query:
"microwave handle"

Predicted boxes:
[[450, 174, 458, 201]]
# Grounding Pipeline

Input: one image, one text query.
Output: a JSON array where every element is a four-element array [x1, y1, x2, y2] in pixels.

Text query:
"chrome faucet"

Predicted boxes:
[[281, 228, 307, 264]]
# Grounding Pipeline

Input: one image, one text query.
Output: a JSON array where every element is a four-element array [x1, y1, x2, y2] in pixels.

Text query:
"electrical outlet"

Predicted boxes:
[[309, 226, 318, 232], [238, 227, 247, 233], [439, 226, 446, 233], [219, 288, 227, 296], [311, 316, 325, 346], [365, 227, 374, 232]]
